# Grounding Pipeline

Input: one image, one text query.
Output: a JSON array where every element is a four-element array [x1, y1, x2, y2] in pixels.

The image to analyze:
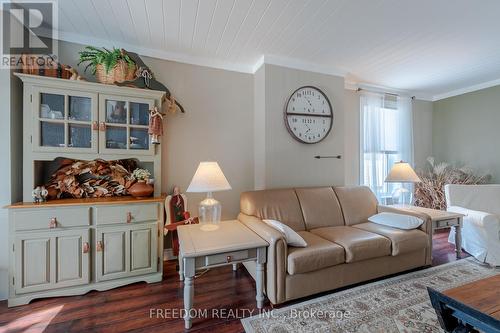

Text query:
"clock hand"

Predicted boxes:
[[305, 97, 313, 108]]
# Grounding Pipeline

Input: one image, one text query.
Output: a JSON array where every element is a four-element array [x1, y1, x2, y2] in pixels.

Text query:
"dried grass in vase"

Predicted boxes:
[[413, 157, 490, 210]]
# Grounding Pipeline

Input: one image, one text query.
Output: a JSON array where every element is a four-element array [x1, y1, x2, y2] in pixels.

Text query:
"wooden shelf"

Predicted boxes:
[[7, 195, 166, 209]]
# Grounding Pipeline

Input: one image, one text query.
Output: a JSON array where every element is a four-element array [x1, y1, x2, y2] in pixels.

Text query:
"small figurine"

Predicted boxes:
[[166, 185, 187, 224], [148, 106, 163, 145], [32, 186, 48, 203], [64, 66, 85, 81], [164, 186, 197, 258], [167, 95, 177, 114]]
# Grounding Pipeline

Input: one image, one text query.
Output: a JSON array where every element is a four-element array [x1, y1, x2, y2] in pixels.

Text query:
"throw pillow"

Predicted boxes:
[[263, 219, 307, 247], [368, 212, 424, 230]]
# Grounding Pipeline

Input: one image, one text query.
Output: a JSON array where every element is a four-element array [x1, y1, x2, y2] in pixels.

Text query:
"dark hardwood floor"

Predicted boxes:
[[0, 229, 469, 333]]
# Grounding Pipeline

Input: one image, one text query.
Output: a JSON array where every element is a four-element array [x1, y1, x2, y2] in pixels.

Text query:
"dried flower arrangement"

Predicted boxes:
[[413, 157, 490, 210], [45, 158, 138, 199], [131, 168, 151, 181]]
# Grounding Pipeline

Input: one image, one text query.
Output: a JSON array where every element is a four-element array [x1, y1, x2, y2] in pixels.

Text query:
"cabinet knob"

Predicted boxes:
[[92, 121, 99, 130], [49, 217, 57, 228], [83, 242, 90, 254], [126, 212, 132, 223], [96, 241, 103, 252], [226, 255, 232, 263], [99, 122, 106, 131]]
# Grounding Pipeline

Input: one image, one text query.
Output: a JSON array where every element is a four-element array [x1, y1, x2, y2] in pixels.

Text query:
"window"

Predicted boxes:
[[360, 92, 413, 203]]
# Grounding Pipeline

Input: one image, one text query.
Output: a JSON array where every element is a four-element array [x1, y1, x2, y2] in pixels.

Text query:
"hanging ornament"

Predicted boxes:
[[148, 106, 164, 145]]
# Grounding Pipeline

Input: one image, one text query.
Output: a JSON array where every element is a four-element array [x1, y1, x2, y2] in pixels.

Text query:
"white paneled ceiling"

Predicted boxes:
[[55, 0, 500, 100]]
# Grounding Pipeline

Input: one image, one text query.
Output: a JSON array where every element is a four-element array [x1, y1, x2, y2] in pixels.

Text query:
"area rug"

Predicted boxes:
[[241, 258, 499, 333]]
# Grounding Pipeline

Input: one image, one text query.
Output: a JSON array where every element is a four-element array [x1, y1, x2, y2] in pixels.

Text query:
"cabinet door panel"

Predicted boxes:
[[95, 227, 130, 281], [130, 224, 157, 275], [98, 94, 155, 155], [96, 223, 158, 281], [104, 232, 126, 275], [15, 235, 52, 294], [15, 229, 91, 294], [55, 230, 90, 288], [32, 86, 98, 153]]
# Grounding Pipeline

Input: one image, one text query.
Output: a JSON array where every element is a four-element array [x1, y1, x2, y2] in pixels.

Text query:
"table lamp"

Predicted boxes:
[[385, 161, 421, 205], [186, 162, 231, 231]]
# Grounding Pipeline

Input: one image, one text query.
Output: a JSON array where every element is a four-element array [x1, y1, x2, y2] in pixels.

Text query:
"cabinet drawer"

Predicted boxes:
[[204, 249, 253, 266], [95, 203, 158, 225], [435, 218, 458, 228], [13, 207, 90, 231]]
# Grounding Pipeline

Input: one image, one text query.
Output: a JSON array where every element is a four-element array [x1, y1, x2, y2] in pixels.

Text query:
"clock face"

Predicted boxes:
[[284, 86, 333, 144]]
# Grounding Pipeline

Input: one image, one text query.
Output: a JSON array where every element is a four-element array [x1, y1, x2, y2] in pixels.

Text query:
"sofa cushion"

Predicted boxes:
[[295, 187, 345, 230], [353, 222, 429, 256], [240, 189, 306, 231], [287, 231, 345, 275], [311, 226, 391, 263], [333, 186, 378, 225]]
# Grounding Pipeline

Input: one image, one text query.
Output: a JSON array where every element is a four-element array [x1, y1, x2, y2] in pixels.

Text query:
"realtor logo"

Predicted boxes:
[[1, 0, 58, 68]]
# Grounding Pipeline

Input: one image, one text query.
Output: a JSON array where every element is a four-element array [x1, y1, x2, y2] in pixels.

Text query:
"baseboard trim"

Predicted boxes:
[[8, 272, 163, 307]]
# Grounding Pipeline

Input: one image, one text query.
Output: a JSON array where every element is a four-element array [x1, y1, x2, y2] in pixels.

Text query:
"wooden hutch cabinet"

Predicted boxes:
[[7, 74, 166, 307]]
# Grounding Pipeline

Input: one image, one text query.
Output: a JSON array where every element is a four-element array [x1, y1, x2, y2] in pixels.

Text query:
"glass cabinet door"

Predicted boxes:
[[33, 87, 98, 153], [99, 95, 154, 155]]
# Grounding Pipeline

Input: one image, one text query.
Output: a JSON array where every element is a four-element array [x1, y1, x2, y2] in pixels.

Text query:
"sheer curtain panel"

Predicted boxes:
[[360, 92, 414, 202]]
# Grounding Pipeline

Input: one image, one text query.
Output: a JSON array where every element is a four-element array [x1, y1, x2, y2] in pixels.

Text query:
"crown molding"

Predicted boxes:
[[55, 31, 255, 74], [251, 56, 265, 73], [253, 55, 347, 77], [53, 30, 500, 101], [432, 78, 500, 101], [57, 30, 347, 78]]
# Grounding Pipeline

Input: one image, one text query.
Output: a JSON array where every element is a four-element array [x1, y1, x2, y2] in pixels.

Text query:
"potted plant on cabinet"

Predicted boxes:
[[78, 46, 137, 84]]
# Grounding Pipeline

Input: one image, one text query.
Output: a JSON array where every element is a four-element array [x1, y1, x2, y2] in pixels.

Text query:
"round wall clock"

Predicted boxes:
[[284, 86, 333, 144]]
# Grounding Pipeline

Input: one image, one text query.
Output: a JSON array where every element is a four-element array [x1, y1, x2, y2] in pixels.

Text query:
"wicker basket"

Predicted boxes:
[[95, 60, 136, 84]]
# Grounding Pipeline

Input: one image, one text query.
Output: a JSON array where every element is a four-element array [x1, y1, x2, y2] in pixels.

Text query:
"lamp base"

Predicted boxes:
[[199, 224, 219, 231], [198, 192, 222, 231], [391, 186, 411, 205]]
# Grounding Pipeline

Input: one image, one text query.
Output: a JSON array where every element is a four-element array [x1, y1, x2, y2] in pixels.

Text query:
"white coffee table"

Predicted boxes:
[[177, 220, 268, 329], [390, 205, 465, 258]]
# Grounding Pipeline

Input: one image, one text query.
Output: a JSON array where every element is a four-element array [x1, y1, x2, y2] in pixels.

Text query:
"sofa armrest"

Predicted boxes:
[[238, 213, 287, 304], [377, 205, 433, 265]]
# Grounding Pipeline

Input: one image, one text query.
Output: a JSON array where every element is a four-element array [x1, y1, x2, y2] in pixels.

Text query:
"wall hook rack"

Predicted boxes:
[[314, 155, 342, 159]]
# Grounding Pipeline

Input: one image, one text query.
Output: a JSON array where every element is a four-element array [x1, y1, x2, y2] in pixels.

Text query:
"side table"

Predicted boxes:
[[177, 220, 268, 329], [390, 205, 465, 258]]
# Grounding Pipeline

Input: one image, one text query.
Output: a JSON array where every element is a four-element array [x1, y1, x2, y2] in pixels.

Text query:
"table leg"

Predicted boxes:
[[178, 253, 184, 281], [455, 217, 463, 259], [256, 247, 266, 309], [183, 257, 195, 329]]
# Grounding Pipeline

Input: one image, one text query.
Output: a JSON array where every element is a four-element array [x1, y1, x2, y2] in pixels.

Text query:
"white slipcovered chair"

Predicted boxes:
[[445, 184, 500, 266]]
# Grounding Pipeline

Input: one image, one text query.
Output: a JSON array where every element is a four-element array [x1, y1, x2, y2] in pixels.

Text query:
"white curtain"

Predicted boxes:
[[360, 92, 414, 202]]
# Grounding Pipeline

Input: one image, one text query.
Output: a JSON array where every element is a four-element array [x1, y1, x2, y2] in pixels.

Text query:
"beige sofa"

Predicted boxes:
[[238, 186, 432, 305]]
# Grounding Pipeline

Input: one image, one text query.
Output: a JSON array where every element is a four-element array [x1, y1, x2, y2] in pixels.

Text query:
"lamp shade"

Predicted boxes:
[[186, 162, 232, 193], [385, 161, 421, 183]]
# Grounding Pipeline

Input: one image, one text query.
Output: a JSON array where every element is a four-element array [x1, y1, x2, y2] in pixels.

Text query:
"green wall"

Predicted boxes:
[[433, 85, 500, 182]]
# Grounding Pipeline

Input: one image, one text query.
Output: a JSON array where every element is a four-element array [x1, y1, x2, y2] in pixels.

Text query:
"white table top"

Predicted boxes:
[[390, 204, 464, 221], [177, 220, 268, 258]]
